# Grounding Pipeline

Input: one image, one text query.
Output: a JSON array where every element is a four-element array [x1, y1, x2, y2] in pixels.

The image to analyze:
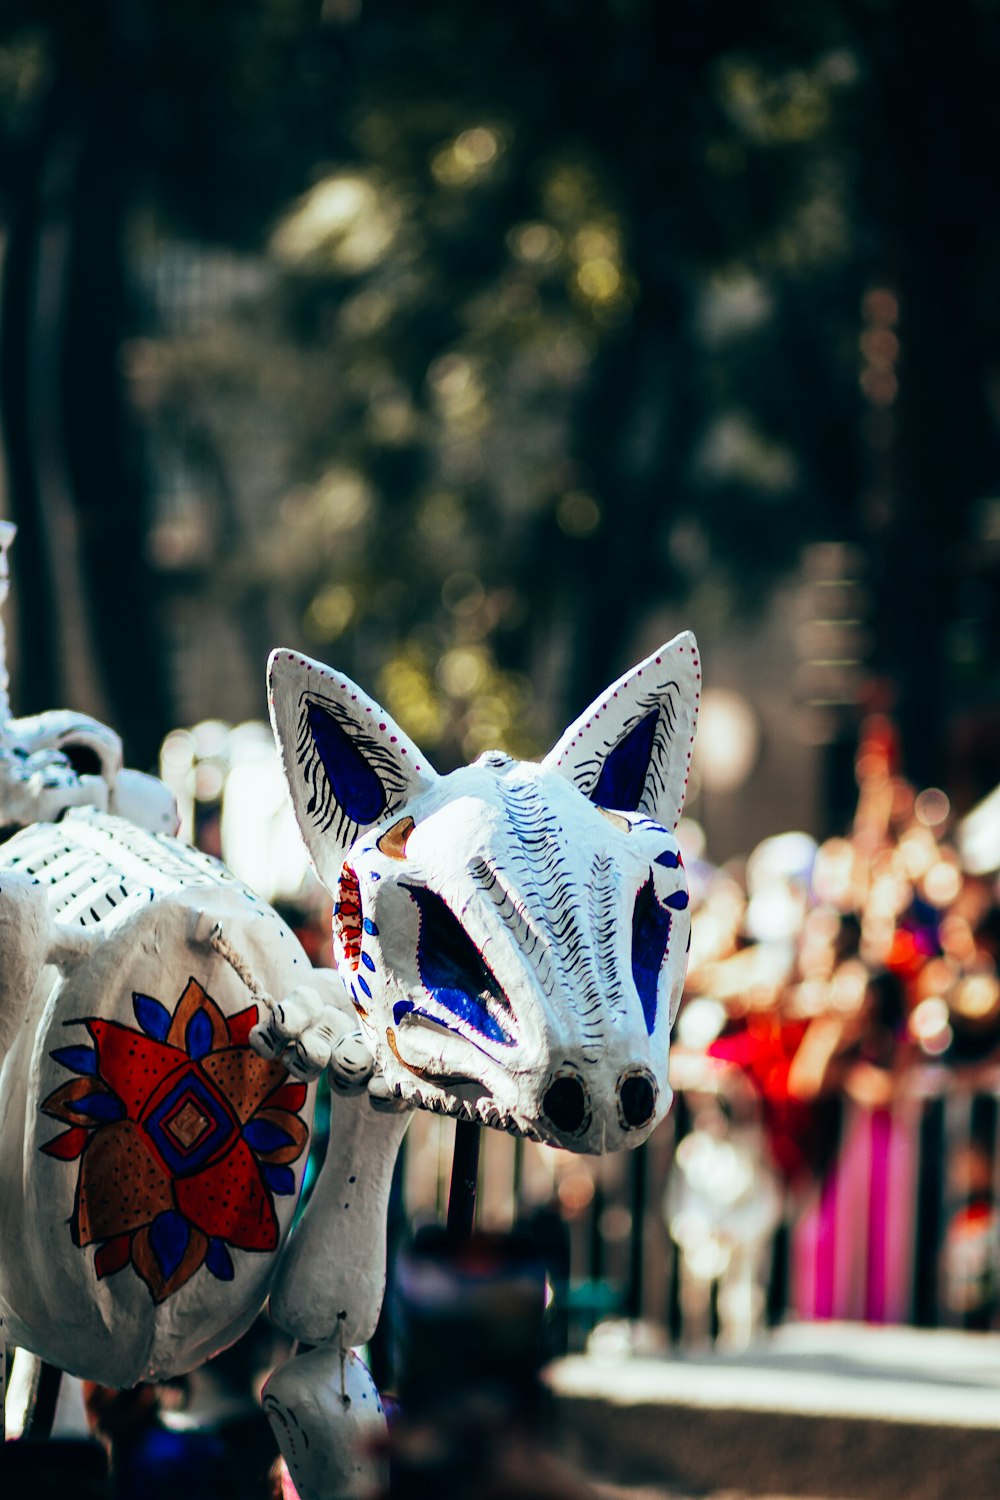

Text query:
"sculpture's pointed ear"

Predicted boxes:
[[268, 650, 437, 889], [542, 632, 700, 831]]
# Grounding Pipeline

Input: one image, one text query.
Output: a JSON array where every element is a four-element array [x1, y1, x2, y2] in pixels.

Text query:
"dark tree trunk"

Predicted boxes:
[[0, 17, 171, 766]]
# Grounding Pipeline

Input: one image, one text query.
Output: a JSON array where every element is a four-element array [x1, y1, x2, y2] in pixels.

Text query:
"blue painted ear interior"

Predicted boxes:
[[591, 709, 658, 812], [306, 700, 388, 827]]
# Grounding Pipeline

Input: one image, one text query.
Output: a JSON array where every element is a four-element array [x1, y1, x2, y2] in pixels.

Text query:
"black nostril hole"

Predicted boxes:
[[543, 1075, 587, 1134], [619, 1074, 656, 1129]]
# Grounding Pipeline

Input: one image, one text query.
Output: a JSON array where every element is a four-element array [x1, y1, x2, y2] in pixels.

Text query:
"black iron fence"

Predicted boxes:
[[397, 1063, 1000, 1352]]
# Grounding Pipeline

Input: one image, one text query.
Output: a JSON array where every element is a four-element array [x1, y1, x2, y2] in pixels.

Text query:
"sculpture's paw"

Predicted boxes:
[[263, 1346, 386, 1500], [251, 977, 375, 1089]]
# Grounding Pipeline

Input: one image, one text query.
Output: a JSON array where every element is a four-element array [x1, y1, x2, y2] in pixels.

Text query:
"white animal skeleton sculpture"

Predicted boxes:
[[0, 630, 699, 1498]]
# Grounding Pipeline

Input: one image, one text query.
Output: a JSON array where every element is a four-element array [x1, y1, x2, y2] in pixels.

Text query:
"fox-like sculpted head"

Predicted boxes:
[[269, 633, 699, 1153]]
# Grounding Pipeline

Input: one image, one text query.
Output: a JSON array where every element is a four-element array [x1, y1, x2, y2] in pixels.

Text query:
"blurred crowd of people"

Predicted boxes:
[[669, 715, 1000, 1335]]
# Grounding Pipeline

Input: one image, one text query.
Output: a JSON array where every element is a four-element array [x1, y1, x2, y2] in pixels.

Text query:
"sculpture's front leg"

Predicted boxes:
[[268, 1083, 411, 1349], [263, 1345, 386, 1500], [263, 1081, 411, 1499]]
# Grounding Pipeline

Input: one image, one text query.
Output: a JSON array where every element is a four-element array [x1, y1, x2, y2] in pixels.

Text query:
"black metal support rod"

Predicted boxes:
[[625, 1142, 647, 1320], [21, 1360, 63, 1441], [446, 1118, 482, 1239]]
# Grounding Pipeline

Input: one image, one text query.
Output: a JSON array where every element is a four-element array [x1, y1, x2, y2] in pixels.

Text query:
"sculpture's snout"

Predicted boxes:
[[539, 1064, 661, 1147]]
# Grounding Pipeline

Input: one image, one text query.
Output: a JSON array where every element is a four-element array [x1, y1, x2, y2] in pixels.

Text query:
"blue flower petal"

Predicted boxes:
[[74, 1092, 125, 1122], [186, 1009, 213, 1060], [243, 1119, 294, 1153], [51, 1045, 98, 1076], [133, 993, 171, 1041], [261, 1164, 297, 1197], [149, 1211, 190, 1281], [205, 1239, 235, 1282]]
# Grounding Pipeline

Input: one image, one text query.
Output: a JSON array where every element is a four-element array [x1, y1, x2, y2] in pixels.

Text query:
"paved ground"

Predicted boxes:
[[594, 1488, 827, 1500], [548, 1322, 1000, 1500]]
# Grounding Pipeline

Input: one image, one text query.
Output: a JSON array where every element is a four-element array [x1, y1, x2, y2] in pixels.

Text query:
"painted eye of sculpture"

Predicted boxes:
[[400, 883, 515, 1046]]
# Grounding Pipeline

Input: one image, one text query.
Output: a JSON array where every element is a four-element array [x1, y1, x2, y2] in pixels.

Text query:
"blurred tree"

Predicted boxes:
[[0, 0, 997, 792]]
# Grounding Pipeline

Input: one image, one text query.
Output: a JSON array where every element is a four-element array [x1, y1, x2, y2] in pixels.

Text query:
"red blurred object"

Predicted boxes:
[[708, 1017, 839, 1184]]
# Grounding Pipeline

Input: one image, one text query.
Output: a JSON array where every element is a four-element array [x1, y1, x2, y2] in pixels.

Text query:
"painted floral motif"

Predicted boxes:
[[40, 978, 309, 1302]]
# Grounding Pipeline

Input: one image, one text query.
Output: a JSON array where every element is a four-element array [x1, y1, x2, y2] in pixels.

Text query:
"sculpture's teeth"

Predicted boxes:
[[394, 1082, 538, 1138]]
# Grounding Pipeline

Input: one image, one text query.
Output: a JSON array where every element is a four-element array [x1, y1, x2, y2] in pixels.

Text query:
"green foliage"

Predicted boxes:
[[1, 1, 997, 779]]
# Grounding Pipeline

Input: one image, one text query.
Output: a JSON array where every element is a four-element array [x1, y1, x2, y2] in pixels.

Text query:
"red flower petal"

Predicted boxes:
[[88, 1020, 187, 1120], [227, 1006, 259, 1047], [264, 1080, 308, 1113], [201, 1048, 288, 1123], [73, 1121, 174, 1248], [174, 1137, 278, 1252], [41, 1126, 90, 1160], [95, 1235, 132, 1279]]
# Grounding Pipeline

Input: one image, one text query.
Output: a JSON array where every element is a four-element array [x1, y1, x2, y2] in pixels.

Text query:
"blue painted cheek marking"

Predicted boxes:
[[664, 889, 689, 910], [631, 878, 672, 1034], [655, 849, 681, 869]]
